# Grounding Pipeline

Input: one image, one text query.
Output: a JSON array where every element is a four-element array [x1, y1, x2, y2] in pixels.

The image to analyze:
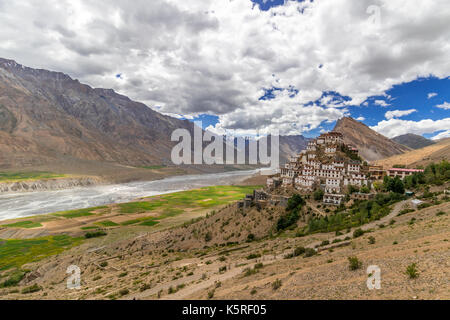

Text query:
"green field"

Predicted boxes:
[[53, 206, 109, 218], [0, 172, 65, 183], [0, 235, 83, 271], [140, 165, 167, 170], [1, 221, 42, 229]]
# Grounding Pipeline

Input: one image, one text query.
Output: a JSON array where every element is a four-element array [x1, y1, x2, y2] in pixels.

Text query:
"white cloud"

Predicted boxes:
[[431, 130, 450, 140], [435, 102, 450, 110], [356, 116, 366, 121], [428, 92, 438, 99], [371, 118, 450, 138], [385, 109, 417, 120], [0, 0, 449, 134], [374, 100, 390, 107]]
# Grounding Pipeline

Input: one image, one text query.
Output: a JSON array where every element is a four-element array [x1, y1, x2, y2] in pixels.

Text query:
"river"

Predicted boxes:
[[0, 169, 260, 220]]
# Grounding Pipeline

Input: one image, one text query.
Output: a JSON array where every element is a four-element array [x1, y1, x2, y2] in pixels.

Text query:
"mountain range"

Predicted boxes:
[[392, 133, 436, 150], [0, 58, 420, 171]]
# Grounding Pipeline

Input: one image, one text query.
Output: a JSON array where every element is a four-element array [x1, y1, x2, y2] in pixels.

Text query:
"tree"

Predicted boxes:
[[360, 186, 370, 194], [313, 189, 324, 201], [286, 194, 305, 211], [391, 176, 405, 194]]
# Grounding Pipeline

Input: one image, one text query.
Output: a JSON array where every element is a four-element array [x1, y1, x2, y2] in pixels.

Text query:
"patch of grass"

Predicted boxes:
[[54, 206, 108, 218], [21, 283, 42, 294], [0, 235, 83, 271], [81, 226, 99, 230], [96, 220, 119, 227], [118, 202, 160, 214], [2, 221, 42, 229], [0, 171, 64, 183], [140, 165, 167, 170], [405, 263, 419, 279], [0, 270, 28, 288]]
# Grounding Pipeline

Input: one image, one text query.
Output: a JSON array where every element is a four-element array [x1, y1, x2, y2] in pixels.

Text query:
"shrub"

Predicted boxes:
[[405, 263, 419, 279], [304, 248, 317, 257], [353, 228, 364, 238], [436, 211, 446, 216], [85, 231, 107, 239], [368, 236, 376, 244], [294, 246, 306, 257], [320, 240, 330, 246], [99, 261, 108, 268], [272, 279, 282, 290], [246, 234, 255, 242], [250, 289, 257, 295], [119, 288, 129, 296], [218, 266, 227, 273], [254, 263, 264, 269], [204, 232, 212, 242], [313, 189, 325, 201], [348, 256, 362, 271], [207, 290, 215, 299], [246, 253, 261, 260], [118, 272, 128, 278]]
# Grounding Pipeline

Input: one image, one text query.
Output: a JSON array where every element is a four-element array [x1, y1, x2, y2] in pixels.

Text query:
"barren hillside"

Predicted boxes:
[[374, 138, 450, 168], [334, 117, 410, 161]]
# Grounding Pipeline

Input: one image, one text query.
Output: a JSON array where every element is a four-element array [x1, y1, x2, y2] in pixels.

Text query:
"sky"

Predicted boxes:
[[0, 0, 449, 139]]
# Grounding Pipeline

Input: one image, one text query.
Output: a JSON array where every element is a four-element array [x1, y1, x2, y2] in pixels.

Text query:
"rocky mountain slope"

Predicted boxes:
[[333, 117, 410, 161], [278, 135, 310, 164], [392, 133, 436, 150], [0, 58, 198, 169]]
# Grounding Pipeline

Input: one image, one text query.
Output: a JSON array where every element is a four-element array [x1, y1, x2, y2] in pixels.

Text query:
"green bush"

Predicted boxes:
[[348, 256, 362, 270], [304, 248, 317, 257], [246, 253, 261, 260], [368, 236, 376, 244], [353, 228, 364, 238], [85, 231, 107, 239], [294, 246, 306, 256]]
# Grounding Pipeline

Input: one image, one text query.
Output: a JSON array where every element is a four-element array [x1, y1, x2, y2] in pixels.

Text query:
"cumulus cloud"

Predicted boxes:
[[435, 102, 450, 110], [431, 130, 450, 140], [0, 0, 449, 134], [356, 116, 366, 121], [374, 100, 390, 107], [385, 109, 417, 120], [428, 92, 438, 99], [371, 118, 450, 138]]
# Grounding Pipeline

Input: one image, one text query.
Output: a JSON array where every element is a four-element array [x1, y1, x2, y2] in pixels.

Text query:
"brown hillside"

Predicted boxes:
[[374, 138, 450, 168], [333, 117, 410, 161]]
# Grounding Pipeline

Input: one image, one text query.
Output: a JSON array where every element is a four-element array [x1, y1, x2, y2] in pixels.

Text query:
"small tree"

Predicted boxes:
[[313, 189, 325, 201]]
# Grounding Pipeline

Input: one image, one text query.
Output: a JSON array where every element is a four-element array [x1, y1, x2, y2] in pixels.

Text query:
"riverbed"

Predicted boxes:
[[0, 169, 260, 220]]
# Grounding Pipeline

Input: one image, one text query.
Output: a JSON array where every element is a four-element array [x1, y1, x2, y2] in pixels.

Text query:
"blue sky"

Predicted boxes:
[[187, 75, 450, 139]]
